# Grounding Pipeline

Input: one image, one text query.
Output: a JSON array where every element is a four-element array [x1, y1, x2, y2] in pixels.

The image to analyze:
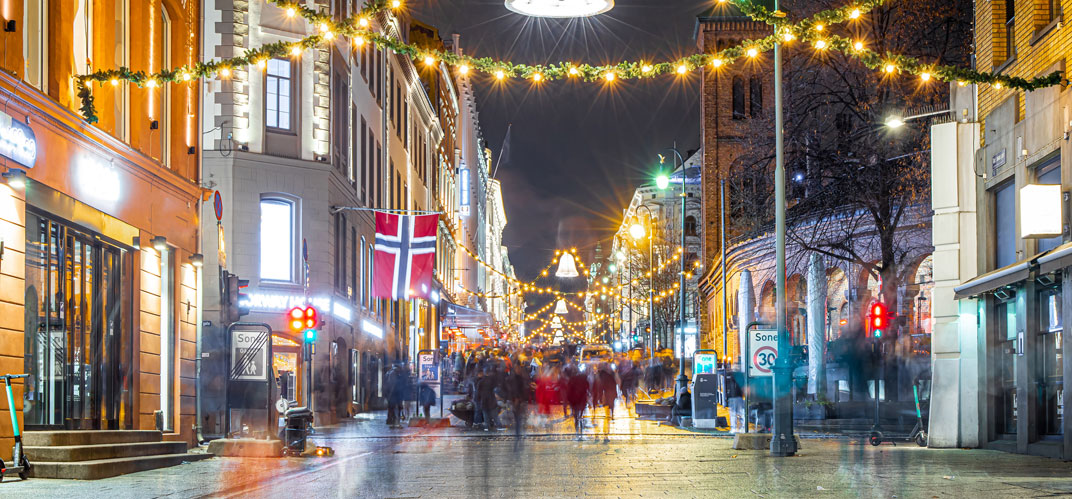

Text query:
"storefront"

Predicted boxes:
[[0, 72, 202, 442]]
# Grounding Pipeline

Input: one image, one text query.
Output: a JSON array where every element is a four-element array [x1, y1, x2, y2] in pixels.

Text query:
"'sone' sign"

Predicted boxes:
[[749, 329, 778, 377], [231, 330, 269, 381]]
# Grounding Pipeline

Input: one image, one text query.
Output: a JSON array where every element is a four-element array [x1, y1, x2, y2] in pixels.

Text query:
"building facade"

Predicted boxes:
[[934, 0, 1072, 457], [694, 5, 772, 357], [0, 0, 203, 454], [612, 151, 703, 355], [199, 2, 449, 429]]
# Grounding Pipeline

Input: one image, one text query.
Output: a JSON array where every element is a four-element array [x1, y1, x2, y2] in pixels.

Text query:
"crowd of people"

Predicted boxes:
[[445, 346, 680, 439]]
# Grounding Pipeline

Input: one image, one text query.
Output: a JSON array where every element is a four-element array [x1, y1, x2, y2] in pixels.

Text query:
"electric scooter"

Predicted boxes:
[[0, 374, 31, 481], [868, 382, 928, 447]]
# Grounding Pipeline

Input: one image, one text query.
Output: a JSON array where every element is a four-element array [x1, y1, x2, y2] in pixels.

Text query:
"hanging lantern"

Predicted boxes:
[[556, 253, 580, 278], [504, 0, 614, 18], [554, 299, 569, 315]]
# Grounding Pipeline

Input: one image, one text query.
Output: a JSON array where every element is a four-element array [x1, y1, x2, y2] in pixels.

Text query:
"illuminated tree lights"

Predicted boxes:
[[73, 0, 1066, 123]]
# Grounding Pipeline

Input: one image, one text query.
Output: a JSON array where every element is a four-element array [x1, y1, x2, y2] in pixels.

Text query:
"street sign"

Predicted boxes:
[[231, 329, 270, 381], [213, 190, 223, 221], [694, 352, 717, 375], [748, 328, 778, 377]]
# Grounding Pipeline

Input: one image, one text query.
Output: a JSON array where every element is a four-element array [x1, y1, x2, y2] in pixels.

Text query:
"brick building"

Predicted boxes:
[[694, 4, 772, 355]]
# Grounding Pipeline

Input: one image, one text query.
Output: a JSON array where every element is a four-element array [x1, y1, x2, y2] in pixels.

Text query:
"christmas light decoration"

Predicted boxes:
[[72, 0, 1066, 125]]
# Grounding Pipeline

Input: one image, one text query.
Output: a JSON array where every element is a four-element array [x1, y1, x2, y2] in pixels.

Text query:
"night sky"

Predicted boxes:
[[410, 0, 706, 281]]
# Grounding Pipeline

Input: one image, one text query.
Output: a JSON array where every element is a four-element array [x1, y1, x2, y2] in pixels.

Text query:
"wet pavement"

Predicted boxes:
[[4, 403, 1072, 498]]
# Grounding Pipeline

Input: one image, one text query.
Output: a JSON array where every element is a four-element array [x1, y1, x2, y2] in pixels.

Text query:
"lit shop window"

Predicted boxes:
[[260, 198, 295, 281]]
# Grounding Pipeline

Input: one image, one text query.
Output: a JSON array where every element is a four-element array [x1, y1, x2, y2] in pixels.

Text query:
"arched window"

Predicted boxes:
[[684, 216, 698, 236], [749, 76, 763, 117], [732, 76, 745, 119]]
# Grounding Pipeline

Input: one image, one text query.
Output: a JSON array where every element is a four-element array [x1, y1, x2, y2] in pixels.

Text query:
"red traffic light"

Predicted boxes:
[[287, 306, 318, 333], [868, 302, 890, 335]]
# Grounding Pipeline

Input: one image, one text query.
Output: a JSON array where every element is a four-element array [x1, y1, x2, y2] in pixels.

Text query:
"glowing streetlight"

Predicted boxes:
[[504, 0, 614, 18], [655, 174, 670, 190]]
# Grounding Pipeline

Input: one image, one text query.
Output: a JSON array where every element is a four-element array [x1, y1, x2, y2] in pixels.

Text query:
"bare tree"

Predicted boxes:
[[729, 0, 972, 305]]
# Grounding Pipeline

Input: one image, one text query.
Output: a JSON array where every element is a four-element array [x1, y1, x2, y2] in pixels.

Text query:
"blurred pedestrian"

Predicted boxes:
[[476, 368, 500, 431], [384, 363, 405, 429], [505, 365, 531, 437], [565, 367, 590, 440]]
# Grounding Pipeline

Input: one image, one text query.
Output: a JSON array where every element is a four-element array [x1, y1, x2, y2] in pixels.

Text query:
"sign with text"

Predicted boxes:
[[694, 353, 717, 375], [748, 329, 778, 377], [0, 110, 36, 167], [231, 329, 269, 381], [418, 353, 439, 382]]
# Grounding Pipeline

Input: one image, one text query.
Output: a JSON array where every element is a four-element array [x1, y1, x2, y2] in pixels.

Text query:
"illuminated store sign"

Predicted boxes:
[[77, 155, 122, 203], [0, 111, 37, 168], [239, 291, 353, 323]]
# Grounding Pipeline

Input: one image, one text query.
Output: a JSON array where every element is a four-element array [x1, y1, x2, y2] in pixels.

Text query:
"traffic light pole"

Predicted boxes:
[[770, 0, 797, 457]]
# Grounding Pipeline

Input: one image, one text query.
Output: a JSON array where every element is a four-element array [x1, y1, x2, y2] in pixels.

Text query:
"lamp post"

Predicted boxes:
[[770, 0, 797, 457], [657, 147, 689, 397], [629, 205, 656, 368]]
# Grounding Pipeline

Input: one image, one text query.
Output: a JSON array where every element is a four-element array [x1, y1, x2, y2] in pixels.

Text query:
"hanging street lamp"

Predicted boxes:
[[504, 0, 614, 18]]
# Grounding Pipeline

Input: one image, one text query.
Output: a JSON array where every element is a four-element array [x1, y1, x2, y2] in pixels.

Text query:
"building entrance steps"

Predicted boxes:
[[23, 430, 211, 480]]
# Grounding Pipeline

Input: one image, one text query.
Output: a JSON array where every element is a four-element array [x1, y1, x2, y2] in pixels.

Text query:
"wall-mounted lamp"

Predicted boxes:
[[131, 236, 141, 250], [2, 168, 27, 189], [151, 236, 168, 251], [189, 253, 204, 267]]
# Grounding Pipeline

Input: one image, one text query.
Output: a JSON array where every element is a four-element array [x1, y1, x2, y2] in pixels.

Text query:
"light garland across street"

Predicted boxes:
[[71, 0, 1066, 123]]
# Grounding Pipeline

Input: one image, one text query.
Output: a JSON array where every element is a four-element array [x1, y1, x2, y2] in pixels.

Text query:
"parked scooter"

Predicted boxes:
[[0, 374, 31, 481]]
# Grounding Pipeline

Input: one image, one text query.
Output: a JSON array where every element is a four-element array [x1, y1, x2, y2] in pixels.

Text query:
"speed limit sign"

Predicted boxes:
[[748, 329, 778, 377]]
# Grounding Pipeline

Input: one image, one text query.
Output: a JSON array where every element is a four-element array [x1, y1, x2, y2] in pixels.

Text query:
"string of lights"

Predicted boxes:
[[73, 0, 1064, 123]]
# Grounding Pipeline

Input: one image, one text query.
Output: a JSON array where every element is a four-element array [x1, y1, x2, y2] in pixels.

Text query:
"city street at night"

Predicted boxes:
[[1, 0, 1072, 497]]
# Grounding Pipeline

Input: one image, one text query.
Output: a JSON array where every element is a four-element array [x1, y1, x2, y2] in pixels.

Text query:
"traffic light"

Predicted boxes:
[[287, 306, 318, 339], [222, 272, 250, 324], [868, 302, 893, 338]]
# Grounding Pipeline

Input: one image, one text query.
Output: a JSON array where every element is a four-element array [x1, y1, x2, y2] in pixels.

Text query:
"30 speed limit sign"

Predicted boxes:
[[748, 329, 778, 377]]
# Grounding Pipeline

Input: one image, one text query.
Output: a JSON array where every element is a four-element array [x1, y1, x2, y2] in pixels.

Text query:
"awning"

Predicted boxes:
[[954, 260, 1031, 299], [440, 303, 494, 329], [1038, 242, 1072, 275]]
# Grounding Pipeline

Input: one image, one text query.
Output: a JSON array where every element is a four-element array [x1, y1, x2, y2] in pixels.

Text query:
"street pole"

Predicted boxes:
[[720, 180, 728, 362], [770, 0, 797, 457], [649, 227, 655, 369], [676, 151, 688, 397]]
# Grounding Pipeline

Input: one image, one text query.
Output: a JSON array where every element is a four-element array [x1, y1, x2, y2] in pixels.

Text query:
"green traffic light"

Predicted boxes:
[[304, 329, 317, 342]]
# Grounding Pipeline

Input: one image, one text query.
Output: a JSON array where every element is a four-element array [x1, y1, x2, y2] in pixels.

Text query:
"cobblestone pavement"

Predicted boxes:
[[3, 405, 1072, 498]]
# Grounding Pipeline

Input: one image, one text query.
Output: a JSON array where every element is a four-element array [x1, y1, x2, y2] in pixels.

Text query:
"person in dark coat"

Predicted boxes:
[[419, 382, 437, 419], [565, 367, 590, 439], [384, 364, 404, 428], [476, 368, 500, 431], [504, 366, 532, 436]]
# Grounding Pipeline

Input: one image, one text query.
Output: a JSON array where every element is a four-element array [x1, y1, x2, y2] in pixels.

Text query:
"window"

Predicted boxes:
[[360, 235, 367, 307], [260, 198, 296, 281], [732, 76, 745, 119], [332, 62, 348, 173], [375, 141, 382, 207], [351, 227, 357, 303], [993, 181, 1016, 268], [1036, 156, 1062, 253], [335, 214, 347, 293], [685, 216, 698, 236], [266, 59, 293, 130], [1036, 0, 1059, 29], [749, 76, 762, 117], [1003, 0, 1016, 62], [111, 0, 129, 141], [360, 116, 368, 200], [367, 244, 375, 310], [23, 0, 47, 90], [159, 7, 172, 166]]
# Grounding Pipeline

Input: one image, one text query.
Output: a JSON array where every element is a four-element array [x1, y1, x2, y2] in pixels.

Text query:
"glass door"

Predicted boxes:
[[995, 301, 1018, 436], [1038, 288, 1063, 436], [24, 212, 130, 430]]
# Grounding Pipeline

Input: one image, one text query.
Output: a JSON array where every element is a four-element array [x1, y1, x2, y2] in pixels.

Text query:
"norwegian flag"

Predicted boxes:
[[373, 212, 439, 300]]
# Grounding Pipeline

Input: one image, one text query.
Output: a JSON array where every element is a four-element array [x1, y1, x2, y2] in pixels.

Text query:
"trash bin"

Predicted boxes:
[[281, 406, 314, 456]]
